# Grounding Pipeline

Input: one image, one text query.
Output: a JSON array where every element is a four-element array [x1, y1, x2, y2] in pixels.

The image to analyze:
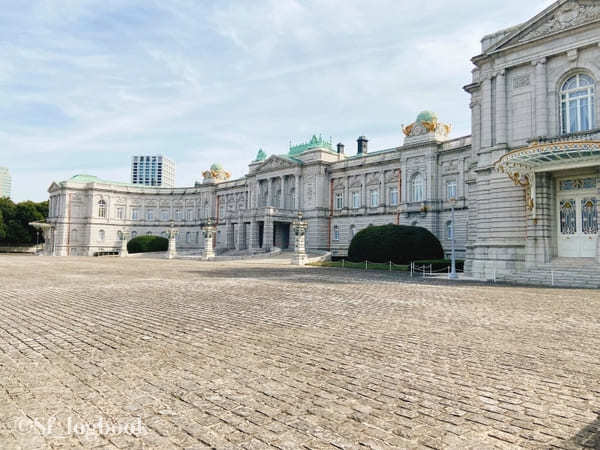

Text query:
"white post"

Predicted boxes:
[[119, 231, 129, 257], [201, 219, 216, 260], [167, 221, 178, 259], [291, 212, 308, 265], [449, 198, 457, 279]]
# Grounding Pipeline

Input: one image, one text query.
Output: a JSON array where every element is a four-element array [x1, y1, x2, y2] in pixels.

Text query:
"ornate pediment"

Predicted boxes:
[[255, 155, 300, 173], [492, 1, 600, 51], [333, 178, 345, 190]]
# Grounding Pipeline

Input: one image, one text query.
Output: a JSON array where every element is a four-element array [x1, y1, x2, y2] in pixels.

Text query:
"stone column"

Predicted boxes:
[[361, 174, 366, 208], [226, 220, 234, 249], [344, 177, 349, 209], [280, 176, 285, 209], [263, 215, 274, 251], [534, 58, 548, 137], [291, 212, 308, 265], [495, 70, 507, 145], [201, 220, 216, 260], [379, 172, 385, 207], [119, 231, 129, 257], [265, 178, 273, 206], [481, 76, 492, 149], [249, 220, 259, 250], [294, 175, 300, 210], [167, 222, 178, 259], [237, 216, 246, 250]]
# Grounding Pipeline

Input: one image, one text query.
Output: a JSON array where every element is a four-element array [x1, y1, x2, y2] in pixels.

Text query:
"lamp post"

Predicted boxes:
[[449, 197, 457, 279]]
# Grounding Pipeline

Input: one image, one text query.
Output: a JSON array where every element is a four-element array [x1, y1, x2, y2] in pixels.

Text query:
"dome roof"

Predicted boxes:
[[416, 110, 437, 123], [210, 163, 223, 171]]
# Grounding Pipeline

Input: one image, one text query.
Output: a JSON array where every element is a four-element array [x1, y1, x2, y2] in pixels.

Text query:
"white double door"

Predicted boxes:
[[557, 189, 598, 258]]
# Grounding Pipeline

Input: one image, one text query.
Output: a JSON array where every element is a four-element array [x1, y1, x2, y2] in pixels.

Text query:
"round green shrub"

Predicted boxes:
[[127, 235, 169, 254], [348, 224, 444, 264]]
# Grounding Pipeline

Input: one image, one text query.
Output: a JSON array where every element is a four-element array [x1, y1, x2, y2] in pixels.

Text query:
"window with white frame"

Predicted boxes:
[[186, 232, 191, 242], [131, 208, 139, 220], [72, 229, 79, 242], [446, 180, 457, 201], [389, 187, 398, 206], [160, 209, 169, 221], [369, 189, 379, 207], [146, 209, 154, 221], [116, 207, 124, 220], [411, 173, 424, 202], [131, 231, 137, 238], [98, 229, 105, 241], [350, 224, 356, 237], [186, 209, 193, 221], [98, 200, 106, 218], [175, 209, 182, 221], [333, 225, 340, 241], [446, 220, 453, 240], [560, 73, 595, 134], [352, 191, 360, 209], [335, 192, 344, 209]]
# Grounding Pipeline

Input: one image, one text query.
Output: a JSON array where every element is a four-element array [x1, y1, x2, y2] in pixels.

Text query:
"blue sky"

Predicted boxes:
[[1, 0, 553, 201]]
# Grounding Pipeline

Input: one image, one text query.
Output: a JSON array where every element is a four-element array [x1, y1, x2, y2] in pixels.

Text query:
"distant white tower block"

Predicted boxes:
[[201, 220, 216, 260], [0, 167, 11, 198], [292, 212, 308, 265], [131, 155, 175, 187]]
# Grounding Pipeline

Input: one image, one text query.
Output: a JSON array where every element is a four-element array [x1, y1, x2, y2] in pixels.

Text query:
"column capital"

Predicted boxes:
[[494, 69, 506, 78], [532, 57, 547, 67]]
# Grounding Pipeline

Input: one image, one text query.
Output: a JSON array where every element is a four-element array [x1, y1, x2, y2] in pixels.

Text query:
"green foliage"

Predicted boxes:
[[127, 235, 169, 254], [0, 198, 48, 245], [348, 224, 444, 265]]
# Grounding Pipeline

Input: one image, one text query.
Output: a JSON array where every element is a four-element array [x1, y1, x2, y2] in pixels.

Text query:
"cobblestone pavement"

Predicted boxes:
[[0, 255, 599, 449]]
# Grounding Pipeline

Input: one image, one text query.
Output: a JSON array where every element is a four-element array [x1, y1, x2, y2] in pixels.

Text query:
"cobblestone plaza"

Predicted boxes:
[[0, 255, 598, 448]]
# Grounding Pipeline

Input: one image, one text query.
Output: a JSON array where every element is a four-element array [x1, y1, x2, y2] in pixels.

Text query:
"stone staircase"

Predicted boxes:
[[497, 258, 600, 288]]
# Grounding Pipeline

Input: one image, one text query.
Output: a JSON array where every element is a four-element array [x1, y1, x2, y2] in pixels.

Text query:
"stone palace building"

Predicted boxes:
[[43, 0, 600, 281]]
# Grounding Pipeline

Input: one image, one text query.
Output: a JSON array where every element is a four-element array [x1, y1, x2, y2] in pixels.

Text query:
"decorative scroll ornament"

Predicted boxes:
[[202, 163, 231, 183], [402, 111, 451, 139]]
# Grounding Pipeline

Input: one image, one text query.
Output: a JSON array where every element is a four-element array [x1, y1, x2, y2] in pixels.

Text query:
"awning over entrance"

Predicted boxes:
[[495, 140, 600, 218]]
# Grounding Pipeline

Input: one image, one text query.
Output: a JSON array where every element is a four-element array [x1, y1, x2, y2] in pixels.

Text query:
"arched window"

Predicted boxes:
[[161, 231, 167, 238], [131, 231, 137, 238], [98, 229, 105, 241], [333, 225, 340, 241], [411, 220, 418, 227], [146, 231, 152, 236], [186, 232, 191, 243], [350, 224, 356, 237], [98, 200, 106, 218], [117, 230, 123, 240], [561, 73, 595, 134], [411, 173, 424, 202]]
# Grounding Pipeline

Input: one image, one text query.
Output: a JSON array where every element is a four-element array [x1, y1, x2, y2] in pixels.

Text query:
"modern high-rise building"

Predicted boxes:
[[0, 167, 11, 198], [131, 155, 175, 187]]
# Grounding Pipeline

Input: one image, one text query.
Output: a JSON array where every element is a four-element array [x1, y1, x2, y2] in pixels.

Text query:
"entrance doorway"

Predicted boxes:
[[273, 222, 290, 249], [557, 177, 598, 258]]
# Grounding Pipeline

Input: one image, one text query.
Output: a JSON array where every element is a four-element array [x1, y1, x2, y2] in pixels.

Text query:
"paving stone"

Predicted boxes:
[[0, 255, 598, 449]]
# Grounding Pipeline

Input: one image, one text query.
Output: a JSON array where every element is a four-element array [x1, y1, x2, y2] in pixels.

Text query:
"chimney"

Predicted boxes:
[[337, 143, 345, 154], [357, 136, 368, 155]]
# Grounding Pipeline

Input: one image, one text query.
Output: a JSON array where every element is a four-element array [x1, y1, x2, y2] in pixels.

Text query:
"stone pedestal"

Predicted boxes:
[[201, 220, 216, 260], [292, 212, 308, 266], [167, 222, 178, 259], [119, 232, 129, 257]]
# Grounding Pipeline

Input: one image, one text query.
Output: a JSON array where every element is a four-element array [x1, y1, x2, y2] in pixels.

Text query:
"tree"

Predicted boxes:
[[0, 198, 48, 245]]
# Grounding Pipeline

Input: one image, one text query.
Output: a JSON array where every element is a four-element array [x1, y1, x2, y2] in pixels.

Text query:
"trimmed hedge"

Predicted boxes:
[[414, 259, 465, 271], [127, 235, 169, 254], [348, 224, 444, 265]]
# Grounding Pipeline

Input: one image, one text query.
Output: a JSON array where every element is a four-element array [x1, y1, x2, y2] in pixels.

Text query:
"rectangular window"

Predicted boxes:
[[335, 192, 344, 210], [446, 180, 457, 200], [116, 207, 124, 220], [352, 191, 360, 209], [186, 209, 193, 221], [370, 190, 379, 207], [333, 226, 340, 241], [132, 208, 139, 220], [160, 209, 169, 221], [175, 209, 182, 220], [389, 188, 398, 206], [147, 210, 153, 221]]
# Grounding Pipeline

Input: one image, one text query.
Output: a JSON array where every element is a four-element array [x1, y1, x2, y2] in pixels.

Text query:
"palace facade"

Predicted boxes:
[[45, 115, 471, 259], [43, 0, 600, 281]]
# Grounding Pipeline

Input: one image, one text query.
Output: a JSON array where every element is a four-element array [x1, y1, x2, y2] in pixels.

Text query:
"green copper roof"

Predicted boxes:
[[254, 148, 267, 162], [210, 163, 223, 171], [416, 110, 437, 123], [289, 134, 333, 156], [65, 174, 142, 187]]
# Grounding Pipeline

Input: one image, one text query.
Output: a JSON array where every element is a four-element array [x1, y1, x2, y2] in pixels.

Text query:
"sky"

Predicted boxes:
[[1, 0, 554, 202]]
